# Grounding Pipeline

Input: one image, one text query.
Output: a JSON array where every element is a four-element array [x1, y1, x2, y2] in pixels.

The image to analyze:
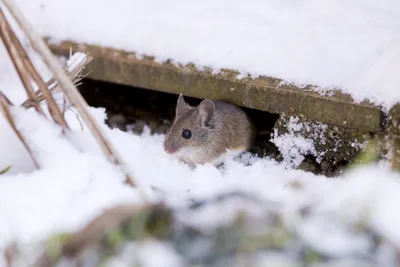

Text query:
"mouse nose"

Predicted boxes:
[[164, 143, 177, 154]]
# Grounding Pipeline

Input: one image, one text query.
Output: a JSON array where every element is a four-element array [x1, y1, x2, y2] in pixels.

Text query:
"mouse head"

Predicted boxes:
[[164, 94, 216, 156]]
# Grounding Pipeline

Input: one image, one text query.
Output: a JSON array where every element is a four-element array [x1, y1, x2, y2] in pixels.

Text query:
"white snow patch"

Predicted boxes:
[[107, 241, 185, 267], [271, 116, 320, 167], [272, 130, 316, 168], [1, 3, 400, 265], [271, 116, 366, 168], [8, 0, 400, 108]]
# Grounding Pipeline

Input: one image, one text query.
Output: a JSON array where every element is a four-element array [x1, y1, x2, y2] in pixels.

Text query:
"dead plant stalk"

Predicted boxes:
[[0, 7, 44, 115], [0, 0, 136, 187], [0, 6, 70, 129], [0, 92, 40, 169]]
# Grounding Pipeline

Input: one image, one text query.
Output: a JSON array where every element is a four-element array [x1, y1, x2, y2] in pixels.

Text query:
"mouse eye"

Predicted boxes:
[[181, 129, 192, 139]]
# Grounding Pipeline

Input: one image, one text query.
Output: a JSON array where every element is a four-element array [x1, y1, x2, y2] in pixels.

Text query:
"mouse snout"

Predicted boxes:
[[164, 142, 178, 154]]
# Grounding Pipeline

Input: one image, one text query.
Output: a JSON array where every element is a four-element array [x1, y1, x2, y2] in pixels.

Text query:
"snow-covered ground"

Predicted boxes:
[[1, 1, 400, 266], [10, 0, 400, 109]]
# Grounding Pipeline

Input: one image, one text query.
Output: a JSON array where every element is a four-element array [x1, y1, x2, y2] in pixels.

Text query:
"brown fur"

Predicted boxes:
[[164, 94, 255, 166]]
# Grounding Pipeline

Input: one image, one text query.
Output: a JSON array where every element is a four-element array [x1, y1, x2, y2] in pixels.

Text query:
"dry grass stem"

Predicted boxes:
[[21, 53, 93, 109], [0, 92, 40, 169], [0, 5, 69, 129], [3, 244, 16, 267], [1, 0, 136, 187], [0, 7, 44, 115]]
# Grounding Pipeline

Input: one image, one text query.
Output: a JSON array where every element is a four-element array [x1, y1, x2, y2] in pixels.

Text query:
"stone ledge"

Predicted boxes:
[[48, 40, 384, 132]]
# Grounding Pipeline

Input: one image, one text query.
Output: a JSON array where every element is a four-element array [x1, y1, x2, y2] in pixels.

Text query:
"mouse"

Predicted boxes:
[[164, 94, 255, 167]]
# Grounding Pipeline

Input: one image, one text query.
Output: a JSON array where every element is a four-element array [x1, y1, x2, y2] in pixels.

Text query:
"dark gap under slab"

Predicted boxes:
[[77, 78, 345, 176]]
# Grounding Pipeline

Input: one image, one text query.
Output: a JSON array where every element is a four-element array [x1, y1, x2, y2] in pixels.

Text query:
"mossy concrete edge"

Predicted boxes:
[[388, 104, 400, 171], [48, 40, 384, 132]]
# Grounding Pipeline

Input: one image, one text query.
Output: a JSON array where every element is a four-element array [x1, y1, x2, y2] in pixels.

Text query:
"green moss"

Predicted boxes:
[[303, 248, 321, 263], [0, 165, 11, 175], [104, 228, 126, 249], [348, 138, 380, 169], [45, 233, 72, 261], [48, 40, 383, 132], [274, 115, 368, 163]]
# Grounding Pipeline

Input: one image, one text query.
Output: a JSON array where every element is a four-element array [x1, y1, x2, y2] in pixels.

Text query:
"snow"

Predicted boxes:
[[0, 87, 398, 264], [112, 241, 185, 267], [1, 1, 400, 266], [272, 115, 368, 168], [9, 0, 400, 109], [272, 126, 318, 168]]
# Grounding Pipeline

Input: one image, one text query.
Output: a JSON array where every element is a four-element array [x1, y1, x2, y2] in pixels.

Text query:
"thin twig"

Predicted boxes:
[[21, 53, 93, 109], [1, 0, 136, 186], [0, 91, 13, 105], [3, 243, 16, 267], [0, 7, 69, 129], [0, 7, 44, 115], [0, 92, 40, 169], [62, 94, 67, 117]]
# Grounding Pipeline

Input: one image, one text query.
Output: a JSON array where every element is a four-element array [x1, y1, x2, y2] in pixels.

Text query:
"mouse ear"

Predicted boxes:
[[176, 94, 191, 115], [198, 99, 215, 127]]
